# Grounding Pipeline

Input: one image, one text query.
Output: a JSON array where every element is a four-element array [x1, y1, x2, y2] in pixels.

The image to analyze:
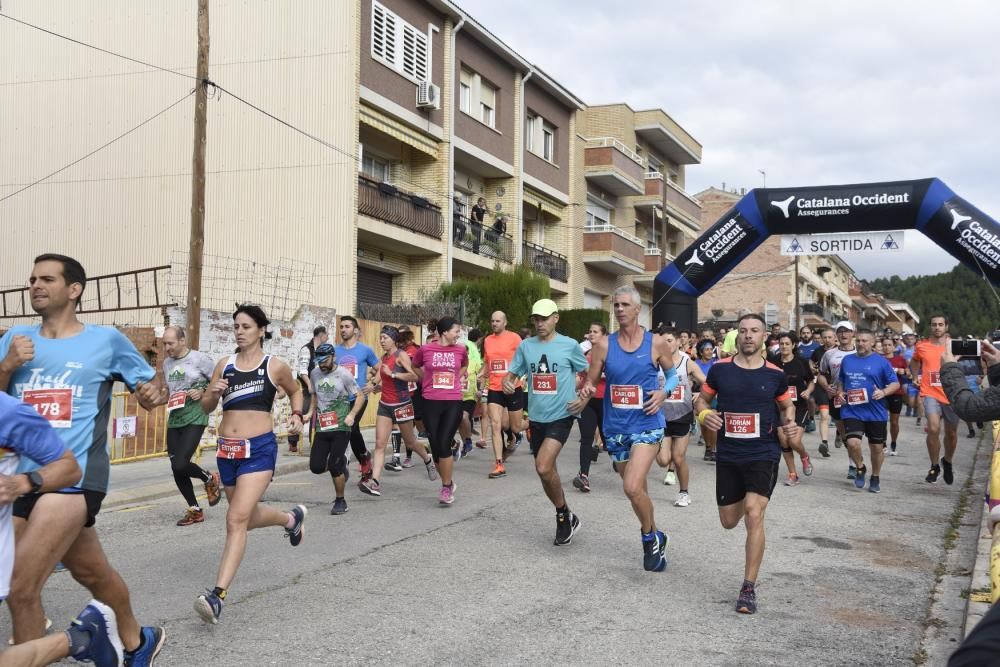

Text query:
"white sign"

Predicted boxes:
[[114, 416, 137, 438], [780, 231, 904, 256]]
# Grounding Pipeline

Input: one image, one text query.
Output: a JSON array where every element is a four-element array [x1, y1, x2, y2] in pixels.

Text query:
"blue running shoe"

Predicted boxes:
[[284, 504, 307, 547], [854, 465, 867, 489], [67, 600, 123, 667], [461, 439, 473, 458], [847, 465, 857, 480], [123, 626, 165, 667], [641, 530, 669, 572], [736, 583, 757, 614], [195, 590, 224, 624], [869, 476, 881, 494]]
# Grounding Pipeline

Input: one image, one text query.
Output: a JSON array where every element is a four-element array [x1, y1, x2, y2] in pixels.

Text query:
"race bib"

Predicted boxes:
[[432, 371, 455, 390], [787, 386, 798, 401], [22, 388, 73, 428], [489, 359, 508, 374], [532, 373, 557, 395], [341, 361, 358, 380], [460, 375, 469, 391], [318, 411, 339, 431], [407, 381, 418, 393], [394, 403, 414, 422], [609, 384, 643, 410], [724, 412, 760, 439], [929, 371, 942, 387], [665, 385, 685, 403], [832, 394, 844, 408], [166, 390, 188, 413], [217, 437, 251, 460], [846, 388, 869, 405]]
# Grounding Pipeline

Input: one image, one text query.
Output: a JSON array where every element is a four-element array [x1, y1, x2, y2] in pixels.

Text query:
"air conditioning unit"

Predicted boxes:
[[416, 81, 440, 109]]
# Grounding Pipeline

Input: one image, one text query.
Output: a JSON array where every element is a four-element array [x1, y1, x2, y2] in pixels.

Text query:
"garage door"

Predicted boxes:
[[357, 266, 393, 305]]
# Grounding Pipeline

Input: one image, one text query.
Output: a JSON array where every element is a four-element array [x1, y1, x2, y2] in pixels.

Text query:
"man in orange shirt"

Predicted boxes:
[[910, 315, 959, 484], [480, 311, 524, 479]]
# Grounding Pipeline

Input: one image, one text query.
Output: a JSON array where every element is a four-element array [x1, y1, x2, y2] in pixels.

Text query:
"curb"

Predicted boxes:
[[964, 499, 993, 637]]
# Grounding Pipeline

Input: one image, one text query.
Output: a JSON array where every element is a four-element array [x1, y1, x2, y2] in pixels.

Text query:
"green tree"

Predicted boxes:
[[432, 264, 550, 332]]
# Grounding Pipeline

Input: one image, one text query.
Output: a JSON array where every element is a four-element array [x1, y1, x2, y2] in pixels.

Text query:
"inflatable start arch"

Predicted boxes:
[[653, 178, 1000, 328]]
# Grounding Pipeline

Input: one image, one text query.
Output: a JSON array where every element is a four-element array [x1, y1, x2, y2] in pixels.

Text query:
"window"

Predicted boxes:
[[647, 154, 663, 177], [585, 201, 611, 230], [361, 153, 390, 182], [372, 1, 431, 83], [479, 82, 496, 128], [525, 114, 538, 153], [526, 112, 556, 163], [542, 123, 554, 161], [459, 67, 497, 129]]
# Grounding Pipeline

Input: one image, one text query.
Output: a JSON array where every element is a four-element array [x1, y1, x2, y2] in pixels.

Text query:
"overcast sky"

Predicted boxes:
[[460, 0, 999, 280]]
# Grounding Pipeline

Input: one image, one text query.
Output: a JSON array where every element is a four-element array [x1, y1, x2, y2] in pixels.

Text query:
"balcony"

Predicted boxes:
[[800, 302, 842, 326], [452, 216, 515, 264], [583, 137, 645, 196], [522, 241, 568, 283], [633, 108, 703, 165], [632, 172, 666, 211], [634, 247, 667, 287], [664, 180, 703, 233], [357, 175, 441, 238], [582, 224, 646, 275]]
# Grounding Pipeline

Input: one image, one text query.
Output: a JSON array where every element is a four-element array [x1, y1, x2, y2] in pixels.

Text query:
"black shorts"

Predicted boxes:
[[411, 388, 425, 421], [528, 416, 575, 455], [487, 388, 525, 411], [829, 403, 842, 421], [794, 402, 809, 427], [716, 460, 780, 506], [665, 414, 693, 438], [843, 419, 888, 444], [886, 395, 903, 415], [812, 385, 829, 408], [13, 490, 106, 529], [376, 401, 415, 424], [462, 399, 477, 418]]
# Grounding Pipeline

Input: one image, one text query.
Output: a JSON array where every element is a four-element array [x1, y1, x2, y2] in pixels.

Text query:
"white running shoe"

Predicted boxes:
[[673, 491, 691, 507], [663, 470, 677, 486]]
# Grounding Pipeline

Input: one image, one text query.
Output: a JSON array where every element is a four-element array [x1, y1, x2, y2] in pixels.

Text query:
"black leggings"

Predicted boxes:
[[578, 397, 606, 475], [423, 399, 464, 462], [166, 424, 211, 508], [310, 431, 350, 478], [349, 397, 372, 461]]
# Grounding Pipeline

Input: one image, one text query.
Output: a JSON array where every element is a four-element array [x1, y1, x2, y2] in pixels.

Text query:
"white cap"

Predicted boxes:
[[834, 320, 855, 332]]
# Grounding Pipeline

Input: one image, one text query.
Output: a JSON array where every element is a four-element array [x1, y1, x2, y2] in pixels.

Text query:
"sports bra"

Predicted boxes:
[[221, 355, 278, 412]]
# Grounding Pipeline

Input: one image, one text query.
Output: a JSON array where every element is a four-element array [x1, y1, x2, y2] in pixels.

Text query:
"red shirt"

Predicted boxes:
[[887, 354, 908, 395]]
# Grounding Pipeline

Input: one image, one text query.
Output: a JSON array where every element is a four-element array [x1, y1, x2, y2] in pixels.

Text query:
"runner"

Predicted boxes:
[[504, 299, 588, 544], [335, 316, 377, 480], [482, 311, 525, 479], [0, 254, 166, 664], [575, 286, 678, 572], [694, 339, 718, 461], [393, 325, 421, 470], [810, 327, 837, 456], [694, 313, 797, 614], [359, 326, 436, 496], [817, 321, 856, 477], [457, 328, 483, 459], [411, 318, 468, 505], [575, 322, 608, 493], [901, 332, 921, 420], [797, 325, 820, 432], [193, 304, 308, 625], [161, 326, 222, 526], [655, 327, 706, 508], [833, 329, 899, 493], [910, 315, 959, 484], [288, 325, 327, 454], [775, 332, 814, 486], [880, 338, 909, 455], [304, 344, 364, 515]]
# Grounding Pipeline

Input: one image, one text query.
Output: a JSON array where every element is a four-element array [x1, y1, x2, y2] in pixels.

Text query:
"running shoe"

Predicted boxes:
[[703, 449, 713, 462], [359, 477, 382, 496], [847, 465, 857, 480], [736, 583, 757, 614], [572, 473, 591, 493], [401, 456, 415, 468], [942, 458, 954, 485], [554, 509, 581, 546], [194, 590, 223, 625], [663, 470, 677, 486], [425, 459, 438, 481], [418, 431, 430, 440], [123, 626, 165, 667], [359, 455, 373, 478], [330, 498, 348, 515], [439, 482, 456, 506], [384, 457, 403, 472], [818, 442, 830, 458], [284, 505, 307, 547], [288, 444, 298, 454], [475, 439, 488, 449], [204, 471, 222, 507], [488, 462, 506, 478], [705, 449, 716, 462], [854, 465, 867, 489], [926, 464, 940, 484], [176, 508, 204, 527], [641, 530, 668, 572], [968, 428, 976, 438], [452, 441, 462, 461], [890, 443, 897, 456], [462, 440, 473, 457], [66, 600, 123, 667], [783, 473, 800, 487], [801, 455, 814, 477], [869, 476, 881, 494], [916, 417, 921, 425], [834, 436, 843, 449], [674, 491, 692, 507]]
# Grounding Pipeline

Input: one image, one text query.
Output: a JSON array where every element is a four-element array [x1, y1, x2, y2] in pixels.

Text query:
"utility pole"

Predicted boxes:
[[186, 0, 210, 347]]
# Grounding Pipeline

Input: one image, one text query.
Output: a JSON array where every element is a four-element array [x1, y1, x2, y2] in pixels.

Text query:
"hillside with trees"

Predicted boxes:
[[867, 265, 1000, 337]]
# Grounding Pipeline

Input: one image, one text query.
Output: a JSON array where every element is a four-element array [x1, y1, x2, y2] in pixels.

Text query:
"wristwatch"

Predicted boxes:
[[23, 471, 43, 495]]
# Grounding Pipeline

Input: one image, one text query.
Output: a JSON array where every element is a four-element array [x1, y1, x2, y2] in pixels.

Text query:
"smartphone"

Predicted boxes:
[[951, 339, 981, 357]]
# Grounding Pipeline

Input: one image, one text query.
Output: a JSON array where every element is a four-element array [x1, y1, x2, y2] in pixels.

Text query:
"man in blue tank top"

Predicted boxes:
[[575, 286, 678, 573], [695, 313, 797, 615]]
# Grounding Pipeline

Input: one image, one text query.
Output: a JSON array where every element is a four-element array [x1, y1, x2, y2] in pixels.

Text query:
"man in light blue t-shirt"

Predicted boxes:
[[504, 299, 588, 547]]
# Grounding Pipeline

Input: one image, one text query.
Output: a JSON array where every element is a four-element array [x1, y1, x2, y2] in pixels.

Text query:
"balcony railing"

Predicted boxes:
[[452, 216, 514, 264], [800, 302, 842, 324], [523, 241, 568, 282], [644, 247, 665, 273], [584, 137, 644, 166], [665, 180, 703, 221], [357, 175, 441, 238], [583, 224, 646, 267]]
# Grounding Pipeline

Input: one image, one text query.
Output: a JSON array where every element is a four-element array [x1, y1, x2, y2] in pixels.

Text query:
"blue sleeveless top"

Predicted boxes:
[[602, 331, 665, 435], [222, 355, 278, 412]]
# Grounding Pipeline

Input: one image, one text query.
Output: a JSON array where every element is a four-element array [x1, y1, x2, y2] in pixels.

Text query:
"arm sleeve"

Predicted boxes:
[[661, 365, 679, 393], [942, 362, 1000, 421], [111, 330, 156, 390], [366, 348, 380, 367], [508, 345, 527, 377], [1, 400, 66, 466]]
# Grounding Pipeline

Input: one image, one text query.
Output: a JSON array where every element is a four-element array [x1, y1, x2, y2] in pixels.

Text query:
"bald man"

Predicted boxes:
[[480, 311, 525, 479]]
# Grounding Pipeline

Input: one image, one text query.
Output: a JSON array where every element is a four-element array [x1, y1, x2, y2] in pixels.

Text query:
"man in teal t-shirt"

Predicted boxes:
[[503, 299, 588, 547]]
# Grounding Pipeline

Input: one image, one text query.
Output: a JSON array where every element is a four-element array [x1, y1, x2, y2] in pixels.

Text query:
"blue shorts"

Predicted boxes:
[[906, 384, 919, 397], [216, 432, 278, 487], [605, 428, 664, 463]]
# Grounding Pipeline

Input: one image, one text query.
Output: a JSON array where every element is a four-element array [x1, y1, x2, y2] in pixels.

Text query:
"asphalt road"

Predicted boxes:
[[5, 414, 986, 666]]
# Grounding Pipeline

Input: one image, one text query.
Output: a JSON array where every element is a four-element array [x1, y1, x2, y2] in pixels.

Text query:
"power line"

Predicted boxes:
[[0, 88, 196, 203]]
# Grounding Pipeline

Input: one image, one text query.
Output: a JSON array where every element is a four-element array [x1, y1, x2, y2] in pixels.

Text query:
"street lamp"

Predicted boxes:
[[758, 169, 767, 188]]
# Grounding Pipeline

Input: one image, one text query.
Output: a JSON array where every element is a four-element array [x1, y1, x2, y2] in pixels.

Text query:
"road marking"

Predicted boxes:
[[114, 504, 154, 513], [269, 482, 310, 486]]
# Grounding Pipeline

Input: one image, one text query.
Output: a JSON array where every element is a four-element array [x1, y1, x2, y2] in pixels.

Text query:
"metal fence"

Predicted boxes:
[[109, 391, 168, 463], [452, 218, 515, 263]]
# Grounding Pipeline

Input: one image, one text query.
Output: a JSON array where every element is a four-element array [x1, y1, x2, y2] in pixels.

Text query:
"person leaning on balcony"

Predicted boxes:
[[453, 196, 467, 245], [470, 197, 487, 254]]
